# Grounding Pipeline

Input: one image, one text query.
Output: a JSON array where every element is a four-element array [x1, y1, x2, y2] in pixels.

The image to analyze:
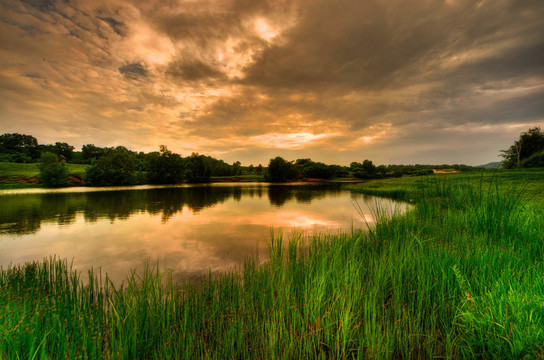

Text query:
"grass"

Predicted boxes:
[[0, 162, 88, 188], [1, 170, 544, 358], [210, 174, 265, 182], [345, 168, 544, 203]]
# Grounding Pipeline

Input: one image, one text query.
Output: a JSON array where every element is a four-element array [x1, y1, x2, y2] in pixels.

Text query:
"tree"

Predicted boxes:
[[53, 142, 75, 161], [352, 159, 378, 179], [147, 145, 185, 184], [265, 157, 299, 182], [232, 161, 241, 176], [501, 127, 544, 168], [85, 147, 136, 186], [38, 152, 68, 187], [0, 133, 39, 162], [81, 144, 106, 163], [185, 153, 210, 183], [0, 133, 38, 151], [301, 162, 334, 179]]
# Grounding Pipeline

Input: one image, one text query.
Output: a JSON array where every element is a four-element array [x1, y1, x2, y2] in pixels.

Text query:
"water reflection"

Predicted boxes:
[[0, 184, 345, 235], [0, 184, 405, 284]]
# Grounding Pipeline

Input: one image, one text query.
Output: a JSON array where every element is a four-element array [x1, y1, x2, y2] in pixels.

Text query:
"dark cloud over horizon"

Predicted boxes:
[[0, 0, 542, 165]]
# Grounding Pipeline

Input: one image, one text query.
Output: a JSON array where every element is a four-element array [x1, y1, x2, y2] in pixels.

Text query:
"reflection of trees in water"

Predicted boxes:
[[268, 185, 341, 207], [0, 193, 85, 235], [0, 185, 342, 235]]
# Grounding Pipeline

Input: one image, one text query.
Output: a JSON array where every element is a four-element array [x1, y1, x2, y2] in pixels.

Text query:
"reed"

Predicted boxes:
[[1, 173, 543, 358]]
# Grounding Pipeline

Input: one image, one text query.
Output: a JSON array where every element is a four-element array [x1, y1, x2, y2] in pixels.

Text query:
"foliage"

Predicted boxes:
[[501, 127, 544, 168], [0, 133, 39, 162], [351, 159, 379, 179], [184, 153, 211, 183], [0, 133, 38, 151], [38, 152, 68, 187], [301, 162, 333, 179], [81, 144, 107, 163], [265, 156, 299, 182], [53, 142, 75, 161], [85, 147, 136, 186], [147, 145, 185, 184], [520, 150, 544, 168], [295, 158, 349, 179]]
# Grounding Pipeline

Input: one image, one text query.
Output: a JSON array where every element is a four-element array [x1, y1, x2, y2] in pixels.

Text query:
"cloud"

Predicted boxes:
[[118, 63, 147, 79], [99, 16, 127, 36], [0, 0, 543, 165], [20, 0, 54, 12], [165, 58, 225, 82]]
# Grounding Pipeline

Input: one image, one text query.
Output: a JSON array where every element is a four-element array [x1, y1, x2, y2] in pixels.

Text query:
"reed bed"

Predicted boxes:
[[1, 175, 543, 359]]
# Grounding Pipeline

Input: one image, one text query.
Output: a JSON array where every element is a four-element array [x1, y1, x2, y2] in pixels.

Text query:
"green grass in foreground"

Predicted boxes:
[[1, 174, 544, 358]]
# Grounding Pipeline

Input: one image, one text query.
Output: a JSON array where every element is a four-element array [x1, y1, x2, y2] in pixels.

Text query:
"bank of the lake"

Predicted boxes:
[[0, 161, 364, 189], [1, 170, 543, 358]]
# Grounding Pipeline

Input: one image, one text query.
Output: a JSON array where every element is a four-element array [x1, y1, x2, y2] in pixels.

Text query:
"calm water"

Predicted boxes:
[[0, 183, 406, 283]]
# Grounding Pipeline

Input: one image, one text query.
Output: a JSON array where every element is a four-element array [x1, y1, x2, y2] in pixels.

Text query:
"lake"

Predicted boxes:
[[0, 183, 407, 284]]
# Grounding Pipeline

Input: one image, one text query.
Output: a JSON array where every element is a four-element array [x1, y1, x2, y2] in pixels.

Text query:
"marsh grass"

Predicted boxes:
[[1, 174, 544, 358]]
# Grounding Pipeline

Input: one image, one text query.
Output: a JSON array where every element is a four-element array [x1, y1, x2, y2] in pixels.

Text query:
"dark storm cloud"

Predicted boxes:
[[152, 12, 240, 44], [166, 58, 225, 82], [99, 17, 127, 36], [23, 72, 44, 79], [20, 0, 54, 12], [118, 63, 147, 79], [243, 0, 544, 92]]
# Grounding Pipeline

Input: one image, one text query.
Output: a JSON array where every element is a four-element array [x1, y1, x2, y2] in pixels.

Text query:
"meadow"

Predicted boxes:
[[0, 162, 88, 188], [0, 169, 543, 358]]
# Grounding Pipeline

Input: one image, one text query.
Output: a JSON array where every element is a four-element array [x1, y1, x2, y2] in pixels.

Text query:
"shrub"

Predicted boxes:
[[38, 152, 68, 187]]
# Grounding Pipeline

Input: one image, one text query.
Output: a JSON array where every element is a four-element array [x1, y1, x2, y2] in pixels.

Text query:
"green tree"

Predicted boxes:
[[81, 144, 106, 163], [147, 145, 185, 184], [38, 152, 68, 187], [352, 159, 378, 179], [85, 147, 136, 186], [232, 161, 241, 176], [53, 142, 75, 161], [185, 153, 210, 183], [0, 133, 39, 162], [301, 162, 334, 179], [0, 133, 38, 151], [265, 157, 299, 182], [501, 127, 544, 168]]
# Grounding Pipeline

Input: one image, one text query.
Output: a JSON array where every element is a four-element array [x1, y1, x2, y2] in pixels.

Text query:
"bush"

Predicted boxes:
[[521, 150, 544, 168], [38, 152, 68, 187]]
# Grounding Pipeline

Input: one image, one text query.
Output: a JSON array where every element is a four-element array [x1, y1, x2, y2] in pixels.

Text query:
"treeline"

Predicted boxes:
[[1, 132, 479, 187], [264, 156, 474, 182], [0, 133, 251, 187]]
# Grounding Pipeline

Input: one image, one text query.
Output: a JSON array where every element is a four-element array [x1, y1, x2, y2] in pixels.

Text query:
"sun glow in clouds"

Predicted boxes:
[[255, 18, 277, 42], [250, 132, 336, 149]]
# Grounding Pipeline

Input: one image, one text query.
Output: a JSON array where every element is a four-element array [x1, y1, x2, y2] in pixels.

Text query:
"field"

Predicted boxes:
[[0, 169, 543, 358], [0, 162, 88, 188]]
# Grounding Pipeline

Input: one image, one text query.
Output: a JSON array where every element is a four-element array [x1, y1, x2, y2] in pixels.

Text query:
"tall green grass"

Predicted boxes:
[[1, 176, 543, 358]]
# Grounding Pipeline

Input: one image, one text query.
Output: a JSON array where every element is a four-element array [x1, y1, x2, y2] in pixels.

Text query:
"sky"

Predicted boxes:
[[0, 0, 543, 166]]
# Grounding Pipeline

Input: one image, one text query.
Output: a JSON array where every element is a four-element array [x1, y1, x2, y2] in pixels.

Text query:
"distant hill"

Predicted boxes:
[[476, 162, 502, 169]]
